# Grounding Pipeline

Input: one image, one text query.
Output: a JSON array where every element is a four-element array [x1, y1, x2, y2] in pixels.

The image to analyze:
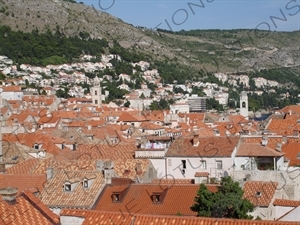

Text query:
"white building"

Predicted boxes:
[[240, 91, 248, 119]]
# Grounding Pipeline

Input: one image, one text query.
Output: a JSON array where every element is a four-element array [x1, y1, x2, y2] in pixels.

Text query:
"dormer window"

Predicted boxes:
[[83, 179, 88, 188], [64, 183, 71, 192], [112, 193, 121, 202], [256, 191, 261, 197], [73, 143, 77, 151], [154, 195, 160, 202], [34, 143, 39, 150]]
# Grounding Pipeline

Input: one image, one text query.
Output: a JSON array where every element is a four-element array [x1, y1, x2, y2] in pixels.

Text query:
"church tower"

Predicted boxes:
[[91, 77, 102, 108], [239, 91, 248, 119]]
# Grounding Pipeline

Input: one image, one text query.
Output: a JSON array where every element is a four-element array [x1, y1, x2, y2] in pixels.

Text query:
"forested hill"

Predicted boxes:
[[0, 0, 299, 74]]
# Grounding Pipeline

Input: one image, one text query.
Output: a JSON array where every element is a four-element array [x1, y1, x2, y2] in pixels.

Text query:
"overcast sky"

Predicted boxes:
[[81, 0, 300, 31]]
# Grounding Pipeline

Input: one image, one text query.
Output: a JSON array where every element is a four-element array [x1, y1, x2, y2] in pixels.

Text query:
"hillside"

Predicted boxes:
[[0, 0, 299, 75]]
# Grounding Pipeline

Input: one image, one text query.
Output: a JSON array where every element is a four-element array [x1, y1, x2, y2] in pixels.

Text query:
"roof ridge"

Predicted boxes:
[[22, 190, 60, 225]]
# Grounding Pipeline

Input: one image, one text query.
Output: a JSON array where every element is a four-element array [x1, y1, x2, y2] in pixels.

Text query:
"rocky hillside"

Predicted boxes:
[[0, 0, 299, 73]]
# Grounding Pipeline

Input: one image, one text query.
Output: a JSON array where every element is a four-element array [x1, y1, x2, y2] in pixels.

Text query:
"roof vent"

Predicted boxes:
[[0, 187, 18, 203]]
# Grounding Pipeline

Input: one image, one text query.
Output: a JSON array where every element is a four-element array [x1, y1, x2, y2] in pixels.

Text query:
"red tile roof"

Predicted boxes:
[[40, 170, 105, 208], [117, 112, 142, 122], [236, 143, 284, 157], [0, 190, 59, 225], [282, 141, 300, 166], [94, 184, 217, 216], [6, 158, 41, 174], [1, 85, 22, 92], [273, 198, 300, 207], [267, 114, 300, 135], [60, 209, 300, 225], [194, 172, 209, 177], [166, 135, 239, 157], [280, 105, 300, 115], [243, 181, 278, 207], [75, 142, 137, 161], [0, 174, 46, 194]]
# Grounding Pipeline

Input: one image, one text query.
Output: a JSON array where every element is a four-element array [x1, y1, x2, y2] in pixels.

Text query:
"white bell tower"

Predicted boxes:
[[91, 77, 102, 108], [240, 91, 248, 119]]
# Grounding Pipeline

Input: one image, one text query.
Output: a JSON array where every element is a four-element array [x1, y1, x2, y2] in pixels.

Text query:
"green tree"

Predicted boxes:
[[124, 101, 130, 107], [191, 176, 254, 219]]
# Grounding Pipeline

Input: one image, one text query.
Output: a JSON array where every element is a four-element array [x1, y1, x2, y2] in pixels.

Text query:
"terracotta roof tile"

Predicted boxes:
[[243, 181, 278, 207], [40, 170, 105, 208], [166, 135, 239, 157], [6, 158, 41, 174], [60, 209, 300, 225], [94, 184, 217, 216], [267, 114, 300, 135], [194, 172, 209, 177], [237, 143, 284, 157], [282, 141, 300, 166], [273, 198, 300, 207], [75, 142, 137, 161], [280, 105, 300, 115], [117, 112, 136, 122], [0, 190, 59, 225], [0, 174, 46, 194], [1, 85, 22, 92]]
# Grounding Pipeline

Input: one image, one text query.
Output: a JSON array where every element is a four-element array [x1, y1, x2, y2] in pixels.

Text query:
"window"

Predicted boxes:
[[256, 191, 261, 196], [152, 194, 161, 203], [216, 161, 222, 169], [95, 100, 98, 104], [64, 183, 71, 192], [200, 160, 207, 169], [83, 179, 88, 188], [95, 90, 97, 95], [242, 101, 246, 108], [112, 193, 120, 202], [34, 144, 39, 150], [182, 160, 186, 169]]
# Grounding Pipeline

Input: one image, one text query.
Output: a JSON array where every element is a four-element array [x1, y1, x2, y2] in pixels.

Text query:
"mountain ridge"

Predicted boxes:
[[0, 0, 299, 74]]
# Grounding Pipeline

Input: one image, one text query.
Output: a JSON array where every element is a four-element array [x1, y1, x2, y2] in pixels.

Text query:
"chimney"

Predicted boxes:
[[276, 143, 282, 152], [282, 135, 287, 144], [0, 187, 18, 204], [104, 170, 113, 184], [262, 135, 268, 146], [46, 168, 54, 180], [96, 160, 104, 171], [193, 133, 199, 146]]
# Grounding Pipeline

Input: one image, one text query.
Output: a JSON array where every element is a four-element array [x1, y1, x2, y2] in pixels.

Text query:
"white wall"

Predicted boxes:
[[151, 157, 234, 179], [1, 91, 23, 101], [60, 216, 85, 225], [149, 158, 166, 178], [135, 150, 165, 158], [277, 206, 300, 222], [274, 206, 294, 220]]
